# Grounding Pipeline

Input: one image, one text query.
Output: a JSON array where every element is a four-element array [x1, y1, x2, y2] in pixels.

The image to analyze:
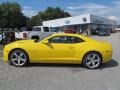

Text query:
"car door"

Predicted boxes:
[[34, 36, 79, 63]]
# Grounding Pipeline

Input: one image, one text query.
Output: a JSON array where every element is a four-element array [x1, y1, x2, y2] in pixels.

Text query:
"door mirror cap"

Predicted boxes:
[[42, 40, 49, 44]]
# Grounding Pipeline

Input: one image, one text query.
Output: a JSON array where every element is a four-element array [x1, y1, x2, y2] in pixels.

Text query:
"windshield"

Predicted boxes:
[[35, 33, 53, 42], [32, 28, 41, 31]]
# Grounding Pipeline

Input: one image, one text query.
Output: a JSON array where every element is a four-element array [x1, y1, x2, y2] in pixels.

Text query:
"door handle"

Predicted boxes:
[[69, 46, 74, 49]]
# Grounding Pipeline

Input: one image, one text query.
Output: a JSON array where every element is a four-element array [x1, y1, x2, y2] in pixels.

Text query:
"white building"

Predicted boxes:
[[43, 14, 116, 35]]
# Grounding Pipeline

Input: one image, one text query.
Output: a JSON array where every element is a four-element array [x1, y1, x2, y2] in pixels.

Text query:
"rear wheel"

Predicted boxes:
[[9, 49, 29, 67], [83, 52, 102, 69]]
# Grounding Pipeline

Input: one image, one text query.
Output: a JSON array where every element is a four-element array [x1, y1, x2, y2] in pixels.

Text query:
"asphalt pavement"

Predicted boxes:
[[0, 32, 120, 90]]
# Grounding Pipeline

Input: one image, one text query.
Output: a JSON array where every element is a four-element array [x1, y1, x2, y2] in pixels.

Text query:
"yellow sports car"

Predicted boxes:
[[3, 33, 112, 69]]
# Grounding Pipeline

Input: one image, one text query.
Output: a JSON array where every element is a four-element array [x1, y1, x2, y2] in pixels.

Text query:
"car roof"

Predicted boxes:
[[51, 33, 90, 39], [51, 33, 82, 37]]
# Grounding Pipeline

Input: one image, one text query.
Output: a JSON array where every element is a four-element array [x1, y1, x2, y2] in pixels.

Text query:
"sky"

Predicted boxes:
[[0, 0, 120, 24]]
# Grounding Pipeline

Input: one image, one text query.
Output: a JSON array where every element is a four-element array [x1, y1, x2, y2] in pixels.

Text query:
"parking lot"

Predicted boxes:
[[0, 32, 120, 90]]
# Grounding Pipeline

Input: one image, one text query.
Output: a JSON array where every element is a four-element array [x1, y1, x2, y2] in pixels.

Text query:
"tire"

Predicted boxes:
[[9, 49, 29, 67], [83, 52, 102, 69]]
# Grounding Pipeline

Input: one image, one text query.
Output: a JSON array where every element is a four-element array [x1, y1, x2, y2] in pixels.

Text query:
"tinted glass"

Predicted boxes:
[[49, 36, 84, 43], [43, 27, 49, 32], [49, 36, 65, 43], [65, 36, 84, 43]]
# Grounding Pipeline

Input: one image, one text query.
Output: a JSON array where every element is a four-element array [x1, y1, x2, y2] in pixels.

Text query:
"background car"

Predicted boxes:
[[0, 34, 5, 44], [3, 33, 113, 69]]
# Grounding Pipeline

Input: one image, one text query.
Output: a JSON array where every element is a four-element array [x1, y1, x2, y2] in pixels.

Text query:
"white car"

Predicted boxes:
[[15, 26, 55, 40]]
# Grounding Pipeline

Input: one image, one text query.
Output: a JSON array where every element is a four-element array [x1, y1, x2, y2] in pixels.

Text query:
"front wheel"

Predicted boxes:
[[83, 52, 102, 69], [9, 49, 29, 67]]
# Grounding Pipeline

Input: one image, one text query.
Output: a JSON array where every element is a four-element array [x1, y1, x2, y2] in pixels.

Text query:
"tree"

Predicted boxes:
[[28, 15, 38, 27], [0, 2, 28, 30], [29, 7, 71, 27]]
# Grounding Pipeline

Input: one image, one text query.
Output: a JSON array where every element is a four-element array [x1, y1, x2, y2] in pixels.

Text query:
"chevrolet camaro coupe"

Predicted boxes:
[[3, 33, 113, 69]]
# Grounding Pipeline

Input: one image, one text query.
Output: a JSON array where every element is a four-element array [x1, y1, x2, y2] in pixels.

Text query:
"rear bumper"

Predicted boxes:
[[102, 50, 113, 63]]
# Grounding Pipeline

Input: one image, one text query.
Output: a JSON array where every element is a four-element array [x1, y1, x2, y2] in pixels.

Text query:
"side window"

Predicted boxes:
[[49, 36, 84, 43], [75, 37, 84, 43], [49, 36, 65, 43], [43, 27, 49, 32], [64, 36, 75, 43], [65, 36, 84, 43]]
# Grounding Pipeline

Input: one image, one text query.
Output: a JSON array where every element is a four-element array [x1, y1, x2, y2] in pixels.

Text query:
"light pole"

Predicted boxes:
[[83, 17, 87, 35]]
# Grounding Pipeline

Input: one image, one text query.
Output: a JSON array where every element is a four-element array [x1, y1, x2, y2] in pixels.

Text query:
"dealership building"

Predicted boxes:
[[43, 14, 116, 35]]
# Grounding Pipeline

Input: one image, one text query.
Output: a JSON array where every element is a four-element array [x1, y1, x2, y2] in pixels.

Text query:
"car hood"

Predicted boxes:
[[4, 40, 37, 52], [10, 40, 35, 45]]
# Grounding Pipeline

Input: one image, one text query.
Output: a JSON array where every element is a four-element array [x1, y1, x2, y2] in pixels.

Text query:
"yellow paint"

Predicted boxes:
[[3, 33, 112, 64]]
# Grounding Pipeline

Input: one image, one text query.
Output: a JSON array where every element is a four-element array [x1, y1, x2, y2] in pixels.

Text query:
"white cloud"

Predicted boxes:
[[22, 6, 38, 18], [23, 6, 32, 10], [67, 1, 120, 24], [108, 16, 119, 21], [67, 3, 108, 10], [66, 3, 110, 16]]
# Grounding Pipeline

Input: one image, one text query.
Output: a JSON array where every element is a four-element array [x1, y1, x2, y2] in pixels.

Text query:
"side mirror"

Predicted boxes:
[[42, 40, 49, 44]]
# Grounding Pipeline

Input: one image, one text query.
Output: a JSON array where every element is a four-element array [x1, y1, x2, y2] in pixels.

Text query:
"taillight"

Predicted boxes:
[[23, 33, 27, 39]]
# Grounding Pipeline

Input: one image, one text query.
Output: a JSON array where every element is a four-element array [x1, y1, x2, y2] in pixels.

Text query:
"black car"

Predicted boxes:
[[98, 28, 111, 36]]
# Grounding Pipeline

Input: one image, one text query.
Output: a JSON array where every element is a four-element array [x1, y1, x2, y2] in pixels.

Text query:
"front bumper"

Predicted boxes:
[[3, 47, 10, 62]]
